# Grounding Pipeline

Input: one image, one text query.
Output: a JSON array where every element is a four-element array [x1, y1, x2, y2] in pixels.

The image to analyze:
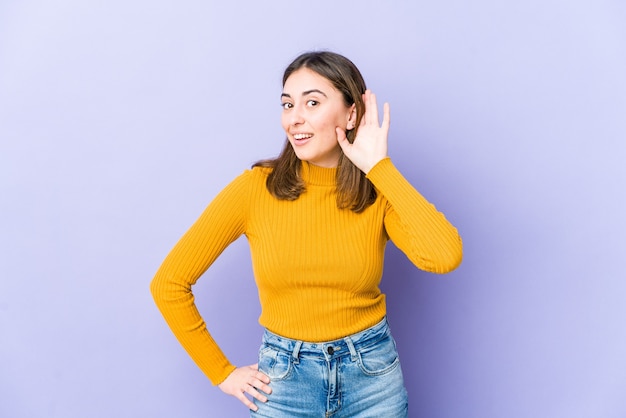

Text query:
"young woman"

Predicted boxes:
[[151, 51, 462, 417]]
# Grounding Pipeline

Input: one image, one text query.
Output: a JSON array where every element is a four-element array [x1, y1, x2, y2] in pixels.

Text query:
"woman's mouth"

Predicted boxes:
[[292, 133, 314, 145], [293, 133, 313, 141]]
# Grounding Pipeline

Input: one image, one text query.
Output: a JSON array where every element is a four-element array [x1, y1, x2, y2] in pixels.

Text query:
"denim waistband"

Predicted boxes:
[[261, 317, 390, 361]]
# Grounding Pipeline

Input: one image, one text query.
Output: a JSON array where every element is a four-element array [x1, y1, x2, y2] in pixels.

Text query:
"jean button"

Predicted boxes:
[[327, 346, 334, 355]]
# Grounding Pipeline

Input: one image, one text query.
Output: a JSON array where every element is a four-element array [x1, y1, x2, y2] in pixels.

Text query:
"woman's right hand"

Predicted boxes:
[[218, 363, 272, 411]]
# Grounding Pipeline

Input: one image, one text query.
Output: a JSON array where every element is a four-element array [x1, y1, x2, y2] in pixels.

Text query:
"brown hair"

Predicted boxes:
[[253, 51, 376, 213]]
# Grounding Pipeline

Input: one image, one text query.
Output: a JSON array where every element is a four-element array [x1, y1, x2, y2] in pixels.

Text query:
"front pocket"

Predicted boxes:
[[258, 346, 293, 381], [357, 334, 400, 376]]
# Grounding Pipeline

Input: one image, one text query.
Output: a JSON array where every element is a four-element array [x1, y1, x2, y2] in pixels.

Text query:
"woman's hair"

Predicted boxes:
[[253, 51, 377, 213]]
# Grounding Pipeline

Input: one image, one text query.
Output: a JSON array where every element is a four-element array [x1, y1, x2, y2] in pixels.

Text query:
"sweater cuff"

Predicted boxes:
[[365, 157, 395, 183], [211, 363, 238, 386]]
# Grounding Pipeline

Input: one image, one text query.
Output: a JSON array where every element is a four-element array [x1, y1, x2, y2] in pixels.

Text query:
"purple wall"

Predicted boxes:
[[1, 1, 625, 417]]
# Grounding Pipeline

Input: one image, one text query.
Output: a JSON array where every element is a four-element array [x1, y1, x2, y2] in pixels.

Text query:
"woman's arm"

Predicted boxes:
[[367, 158, 463, 273], [338, 90, 462, 272], [150, 172, 250, 385]]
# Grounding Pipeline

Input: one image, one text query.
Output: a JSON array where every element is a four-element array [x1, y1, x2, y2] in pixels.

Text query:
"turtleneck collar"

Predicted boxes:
[[300, 161, 337, 187]]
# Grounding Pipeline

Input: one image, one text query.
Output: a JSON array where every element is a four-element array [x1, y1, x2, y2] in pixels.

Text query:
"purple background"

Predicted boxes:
[[1, 1, 625, 417]]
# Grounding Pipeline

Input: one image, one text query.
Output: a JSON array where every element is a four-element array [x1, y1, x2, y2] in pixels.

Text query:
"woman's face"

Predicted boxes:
[[281, 68, 356, 168]]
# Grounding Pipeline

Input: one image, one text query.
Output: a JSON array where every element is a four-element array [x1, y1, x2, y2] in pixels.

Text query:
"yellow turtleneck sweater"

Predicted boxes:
[[151, 158, 462, 385]]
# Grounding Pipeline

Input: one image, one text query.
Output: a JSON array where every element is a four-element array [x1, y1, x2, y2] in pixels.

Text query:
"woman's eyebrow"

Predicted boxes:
[[281, 89, 328, 99], [302, 89, 327, 97]]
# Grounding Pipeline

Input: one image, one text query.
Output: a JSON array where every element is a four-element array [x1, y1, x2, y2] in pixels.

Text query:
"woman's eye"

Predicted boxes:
[[281, 102, 293, 110], [306, 100, 319, 107]]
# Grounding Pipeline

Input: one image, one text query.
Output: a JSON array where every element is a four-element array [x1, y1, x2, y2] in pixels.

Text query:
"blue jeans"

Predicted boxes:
[[251, 317, 408, 417]]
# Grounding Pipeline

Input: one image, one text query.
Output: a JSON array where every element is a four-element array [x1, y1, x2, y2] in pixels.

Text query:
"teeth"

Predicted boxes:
[[294, 133, 312, 140]]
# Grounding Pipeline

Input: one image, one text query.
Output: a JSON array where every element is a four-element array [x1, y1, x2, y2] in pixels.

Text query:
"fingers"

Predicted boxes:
[[235, 389, 258, 411], [252, 370, 272, 393], [360, 90, 374, 126], [218, 364, 272, 411], [336, 126, 349, 147], [245, 382, 269, 401], [239, 384, 268, 410], [361, 90, 389, 129], [382, 102, 390, 133], [241, 374, 272, 412]]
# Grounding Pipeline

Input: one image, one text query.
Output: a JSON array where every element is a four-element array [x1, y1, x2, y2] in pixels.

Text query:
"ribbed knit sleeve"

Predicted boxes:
[[366, 158, 463, 273], [150, 171, 251, 385]]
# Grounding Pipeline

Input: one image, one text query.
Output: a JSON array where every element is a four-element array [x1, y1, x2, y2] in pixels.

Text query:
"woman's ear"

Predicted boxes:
[[347, 104, 357, 130]]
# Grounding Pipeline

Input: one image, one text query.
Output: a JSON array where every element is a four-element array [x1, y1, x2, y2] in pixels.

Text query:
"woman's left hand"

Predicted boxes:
[[336, 89, 389, 174]]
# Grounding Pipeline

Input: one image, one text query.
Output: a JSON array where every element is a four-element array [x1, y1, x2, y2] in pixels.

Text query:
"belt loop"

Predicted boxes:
[[345, 337, 357, 361], [292, 340, 302, 364]]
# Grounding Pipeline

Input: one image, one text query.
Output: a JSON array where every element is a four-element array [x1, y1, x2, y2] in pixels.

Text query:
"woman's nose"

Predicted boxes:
[[289, 106, 304, 125]]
